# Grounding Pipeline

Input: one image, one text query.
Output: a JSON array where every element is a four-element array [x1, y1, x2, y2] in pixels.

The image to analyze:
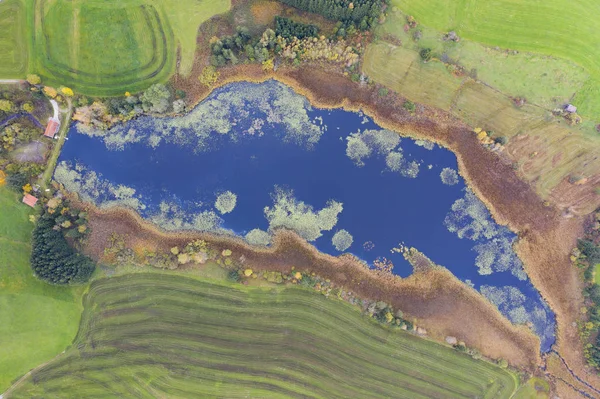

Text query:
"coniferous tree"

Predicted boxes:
[[31, 211, 95, 285]]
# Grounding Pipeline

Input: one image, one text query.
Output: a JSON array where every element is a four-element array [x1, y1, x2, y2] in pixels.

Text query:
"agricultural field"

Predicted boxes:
[[390, 0, 600, 118], [8, 273, 519, 398], [0, 0, 28, 77], [0, 187, 83, 392], [0, 0, 230, 95]]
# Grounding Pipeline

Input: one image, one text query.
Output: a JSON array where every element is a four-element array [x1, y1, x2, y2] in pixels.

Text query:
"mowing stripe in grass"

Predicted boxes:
[[9, 273, 518, 398]]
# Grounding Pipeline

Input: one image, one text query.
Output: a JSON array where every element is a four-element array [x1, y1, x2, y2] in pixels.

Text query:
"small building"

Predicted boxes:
[[44, 117, 60, 139], [564, 104, 577, 113], [22, 194, 38, 208]]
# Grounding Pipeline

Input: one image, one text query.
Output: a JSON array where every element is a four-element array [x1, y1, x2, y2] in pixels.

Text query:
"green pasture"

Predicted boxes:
[[0, 187, 83, 392], [0, 0, 229, 95], [377, 11, 589, 113], [390, 0, 600, 118], [0, 0, 28, 77], [9, 273, 519, 398]]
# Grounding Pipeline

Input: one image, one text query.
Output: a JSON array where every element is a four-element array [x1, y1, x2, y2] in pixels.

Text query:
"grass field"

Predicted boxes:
[[0, 187, 84, 392], [390, 0, 600, 119], [0, 0, 229, 95], [376, 11, 589, 113], [9, 273, 519, 398], [0, 0, 28, 77]]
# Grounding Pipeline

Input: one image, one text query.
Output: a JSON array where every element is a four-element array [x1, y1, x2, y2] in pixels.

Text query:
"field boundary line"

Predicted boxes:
[[0, 236, 30, 246]]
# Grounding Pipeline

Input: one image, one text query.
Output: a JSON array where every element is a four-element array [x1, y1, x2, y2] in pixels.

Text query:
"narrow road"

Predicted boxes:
[[40, 98, 72, 192], [0, 79, 24, 84]]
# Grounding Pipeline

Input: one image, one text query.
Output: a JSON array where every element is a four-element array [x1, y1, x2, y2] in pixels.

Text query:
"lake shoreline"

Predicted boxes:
[[204, 63, 592, 391], [67, 63, 591, 385], [183, 63, 595, 385]]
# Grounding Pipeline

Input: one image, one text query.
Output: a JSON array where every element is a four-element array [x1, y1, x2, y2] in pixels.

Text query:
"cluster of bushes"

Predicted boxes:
[[275, 16, 319, 40], [46, 197, 90, 239], [31, 209, 95, 285], [73, 84, 187, 128], [2, 162, 44, 191], [103, 234, 238, 271], [573, 213, 600, 369], [210, 27, 254, 66], [0, 122, 39, 153], [279, 0, 386, 31], [210, 24, 361, 70]]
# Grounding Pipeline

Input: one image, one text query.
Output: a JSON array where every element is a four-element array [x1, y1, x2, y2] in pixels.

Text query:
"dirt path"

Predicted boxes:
[[41, 99, 72, 191], [1, 351, 67, 399]]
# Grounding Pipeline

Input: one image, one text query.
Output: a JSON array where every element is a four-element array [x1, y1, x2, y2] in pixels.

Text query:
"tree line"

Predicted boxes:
[[278, 0, 386, 30], [275, 16, 319, 40]]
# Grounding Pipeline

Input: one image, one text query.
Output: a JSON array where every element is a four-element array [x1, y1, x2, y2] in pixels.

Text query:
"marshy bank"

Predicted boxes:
[[57, 79, 555, 356]]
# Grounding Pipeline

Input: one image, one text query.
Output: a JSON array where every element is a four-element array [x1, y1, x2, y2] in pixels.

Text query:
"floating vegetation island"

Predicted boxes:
[[56, 80, 556, 350]]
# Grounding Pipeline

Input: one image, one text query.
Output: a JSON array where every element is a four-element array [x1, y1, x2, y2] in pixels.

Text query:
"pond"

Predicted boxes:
[[56, 80, 555, 351]]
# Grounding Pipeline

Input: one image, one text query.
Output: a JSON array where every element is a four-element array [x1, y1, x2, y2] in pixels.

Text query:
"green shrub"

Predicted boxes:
[[275, 16, 319, 40], [419, 48, 432, 62], [403, 100, 415, 112]]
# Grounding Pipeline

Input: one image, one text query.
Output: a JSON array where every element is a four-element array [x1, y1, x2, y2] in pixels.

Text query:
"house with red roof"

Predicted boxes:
[[44, 117, 60, 139], [22, 193, 38, 208]]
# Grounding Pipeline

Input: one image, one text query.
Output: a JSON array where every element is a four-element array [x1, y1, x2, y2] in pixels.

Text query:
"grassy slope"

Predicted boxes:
[[161, 0, 231, 76], [391, 0, 600, 118], [0, 188, 83, 392], [10, 273, 519, 399], [364, 10, 600, 212], [376, 11, 590, 113], [0, 0, 28, 77]]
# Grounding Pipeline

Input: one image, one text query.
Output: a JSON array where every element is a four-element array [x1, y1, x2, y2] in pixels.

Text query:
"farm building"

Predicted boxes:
[[44, 117, 60, 139], [564, 104, 577, 113], [22, 194, 38, 208]]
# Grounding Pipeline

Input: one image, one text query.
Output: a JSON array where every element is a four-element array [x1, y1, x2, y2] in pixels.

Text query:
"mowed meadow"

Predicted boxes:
[[0, 0, 230, 95], [390, 0, 600, 118], [8, 273, 519, 399], [0, 188, 83, 392], [0, 0, 28, 77]]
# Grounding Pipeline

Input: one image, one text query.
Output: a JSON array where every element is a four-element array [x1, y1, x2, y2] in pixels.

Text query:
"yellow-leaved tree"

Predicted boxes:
[[198, 66, 219, 87], [26, 74, 41, 85], [61, 87, 74, 97], [43, 86, 58, 98], [262, 59, 274, 72]]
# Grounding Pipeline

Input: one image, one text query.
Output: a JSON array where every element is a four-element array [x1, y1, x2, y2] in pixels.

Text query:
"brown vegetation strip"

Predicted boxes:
[[84, 205, 540, 370]]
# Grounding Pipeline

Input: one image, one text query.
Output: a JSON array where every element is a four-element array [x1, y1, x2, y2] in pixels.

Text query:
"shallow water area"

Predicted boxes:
[[57, 80, 556, 350]]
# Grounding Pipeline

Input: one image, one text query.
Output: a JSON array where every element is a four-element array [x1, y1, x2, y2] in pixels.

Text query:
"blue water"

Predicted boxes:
[[57, 80, 555, 350]]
